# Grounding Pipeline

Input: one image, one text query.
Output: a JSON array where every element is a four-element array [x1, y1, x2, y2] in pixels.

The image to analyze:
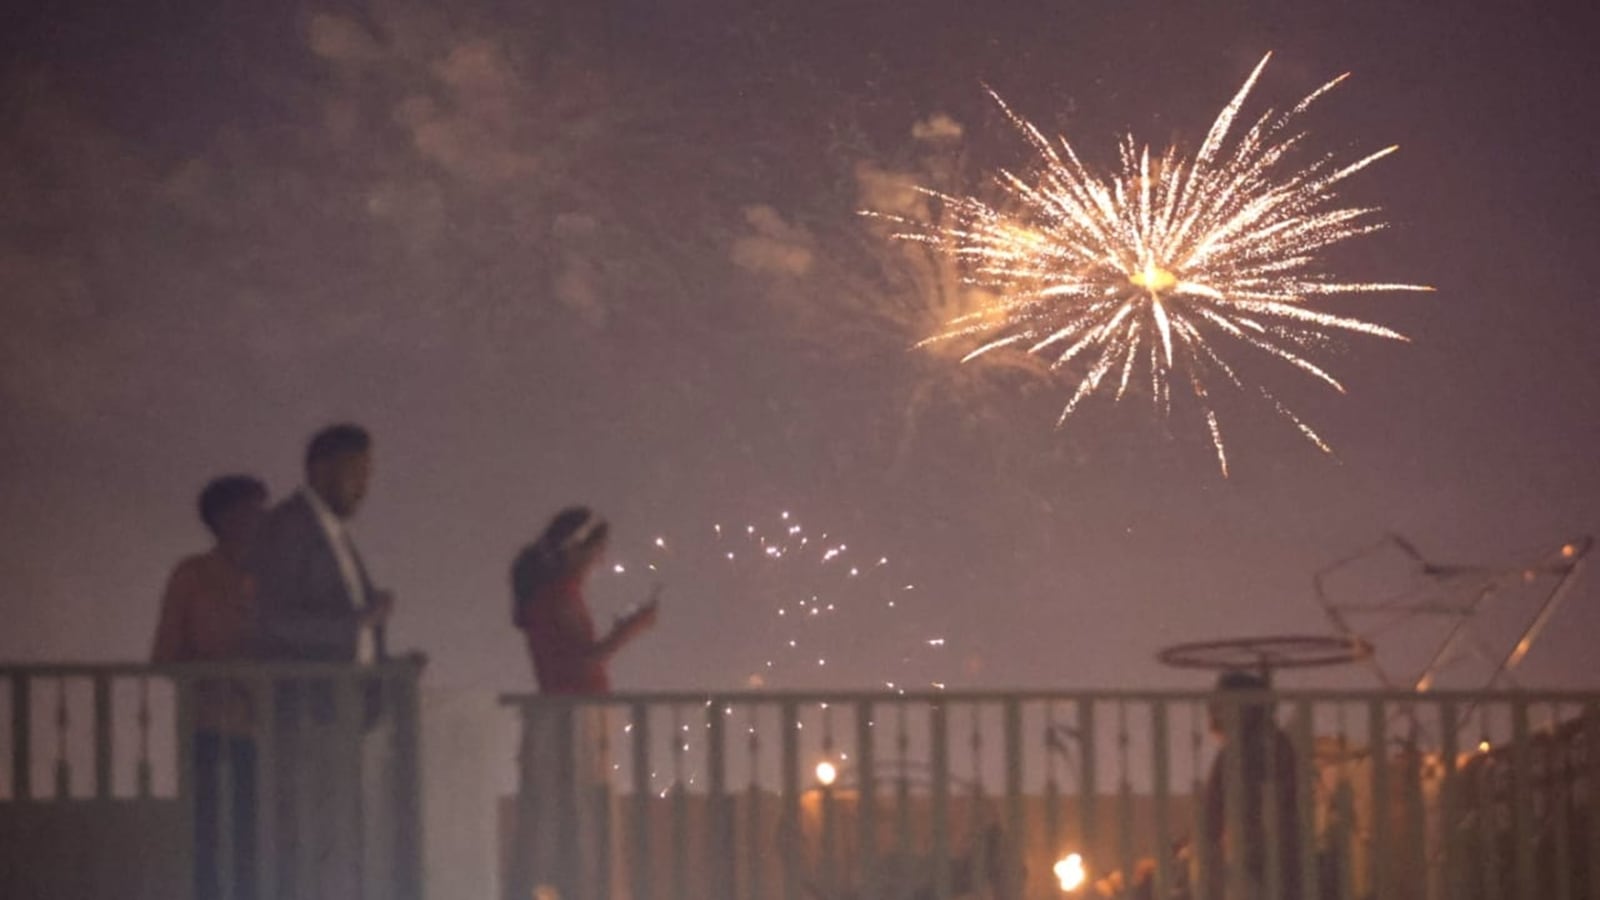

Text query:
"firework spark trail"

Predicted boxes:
[[873, 53, 1431, 472], [608, 509, 948, 691]]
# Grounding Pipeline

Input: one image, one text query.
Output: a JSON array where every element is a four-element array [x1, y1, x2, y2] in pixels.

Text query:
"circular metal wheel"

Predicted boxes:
[[1157, 634, 1372, 674]]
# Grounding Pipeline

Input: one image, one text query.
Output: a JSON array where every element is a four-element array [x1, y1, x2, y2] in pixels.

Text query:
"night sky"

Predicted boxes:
[[3, 0, 1597, 694]]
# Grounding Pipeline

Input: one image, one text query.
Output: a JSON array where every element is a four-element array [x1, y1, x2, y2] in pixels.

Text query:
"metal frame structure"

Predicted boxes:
[[1313, 534, 1593, 693]]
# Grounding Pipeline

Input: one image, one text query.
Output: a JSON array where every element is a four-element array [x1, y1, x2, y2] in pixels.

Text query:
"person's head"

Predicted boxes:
[[509, 506, 610, 624], [539, 506, 610, 579], [304, 423, 372, 519], [1207, 669, 1272, 742], [198, 475, 269, 553]]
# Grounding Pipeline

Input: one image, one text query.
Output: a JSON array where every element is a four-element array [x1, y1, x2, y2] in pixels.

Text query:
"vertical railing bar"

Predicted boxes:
[[1437, 700, 1459, 900], [1151, 700, 1173, 900], [93, 673, 112, 801], [857, 701, 879, 886], [595, 702, 616, 900], [745, 705, 762, 900], [1223, 695, 1247, 900], [708, 698, 731, 900], [630, 701, 652, 900], [396, 665, 424, 900], [137, 676, 153, 799], [670, 705, 689, 900], [1510, 696, 1535, 900], [930, 699, 951, 900], [1193, 700, 1215, 900], [1401, 707, 1428, 900], [780, 698, 800, 900], [1585, 701, 1600, 900], [1475, 711, 1500, 900], [1078, 697, 1097, 883], [333, 674, 364, 900], [1295, 700, 1321, 900], [1003, 698, 1024, 900], [177, 675, 199, 900], [1044, 703, 1060, 890], [1334, 705, 1356, 900], [12, 674, 30, 801], [53, 677, 70, 799], [1262, 694, 1283, 900], [1548, 702, 1573, 900], [1368, 698, 1389, 900], [821, 705, 839, 899], [253, 675, 278, 900], [217, 725, 236, 900], [1116, 701, 1134, 890], [895, 703, 911, 860]]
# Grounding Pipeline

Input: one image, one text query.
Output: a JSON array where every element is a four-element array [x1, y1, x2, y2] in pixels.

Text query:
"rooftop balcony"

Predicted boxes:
[[2, 663, 1595, 900]]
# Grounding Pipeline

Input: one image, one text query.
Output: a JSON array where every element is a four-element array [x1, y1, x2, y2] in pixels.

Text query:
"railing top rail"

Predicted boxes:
[[496, 686, 1600, 706], [0, 654, 427, 680]]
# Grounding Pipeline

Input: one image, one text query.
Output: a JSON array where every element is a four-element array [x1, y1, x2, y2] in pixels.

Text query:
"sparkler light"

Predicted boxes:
[[878, 54, 1431, 473]]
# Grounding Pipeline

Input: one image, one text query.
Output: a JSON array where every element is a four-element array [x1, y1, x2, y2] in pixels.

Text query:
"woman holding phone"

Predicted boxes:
[[509, 505, 659, 899]]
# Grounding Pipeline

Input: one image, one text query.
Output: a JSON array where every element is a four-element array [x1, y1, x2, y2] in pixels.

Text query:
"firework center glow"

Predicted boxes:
[[1129, 260, 1179, 295]]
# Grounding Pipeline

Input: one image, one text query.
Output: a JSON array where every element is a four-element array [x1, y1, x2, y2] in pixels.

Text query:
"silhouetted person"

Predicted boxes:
[[1201, 670, 1302, 900], [152, 474, 269, 900], [249, 423, 394, 900], [512, 506, 656, 695], [508, 506, 658, 899], [252, 423, 392, 663]]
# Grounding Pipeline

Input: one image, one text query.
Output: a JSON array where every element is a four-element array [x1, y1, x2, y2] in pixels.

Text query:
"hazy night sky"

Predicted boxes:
[[3, 0, 1597, 695]]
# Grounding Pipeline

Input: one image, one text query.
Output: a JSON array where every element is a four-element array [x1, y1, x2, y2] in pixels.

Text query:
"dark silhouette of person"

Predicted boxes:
[[152, 474, 269, 900], [247, 423, 395, 900], [511, 506, 657, 695], [1201, 670, 1302, 900], [508, 506, 658, 900], [251, 423, 393, 662]]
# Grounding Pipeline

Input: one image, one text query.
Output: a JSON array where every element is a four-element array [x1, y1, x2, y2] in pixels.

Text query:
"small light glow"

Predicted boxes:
[[1478, 739, 1491, 753], [1054, 853, 1086, 892], [815, 760, 838, 786], [613, 563, 626, 574]]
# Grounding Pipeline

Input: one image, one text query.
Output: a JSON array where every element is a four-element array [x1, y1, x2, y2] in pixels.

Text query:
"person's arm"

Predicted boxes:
[[581, 589, 660, 661], [150, 561, 196, 663]]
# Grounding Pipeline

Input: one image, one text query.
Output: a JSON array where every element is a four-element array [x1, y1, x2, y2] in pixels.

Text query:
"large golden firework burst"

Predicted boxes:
[[879, 54, 1431, 474]]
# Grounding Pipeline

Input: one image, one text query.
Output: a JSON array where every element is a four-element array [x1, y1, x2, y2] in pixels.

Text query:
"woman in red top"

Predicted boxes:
[[509, 506, 658, 899], [512, 506, 658, 692]]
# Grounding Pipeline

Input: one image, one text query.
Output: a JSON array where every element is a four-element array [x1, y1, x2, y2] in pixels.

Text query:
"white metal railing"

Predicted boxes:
[[0, 659, 426, 900], [502, 689, 1600, 900]]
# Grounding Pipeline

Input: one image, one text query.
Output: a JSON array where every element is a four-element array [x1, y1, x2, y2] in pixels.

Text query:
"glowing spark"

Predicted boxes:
[[877, 54, 1429, 472], [815, 761, 838, 786], [1054, 853, 1087, 892]]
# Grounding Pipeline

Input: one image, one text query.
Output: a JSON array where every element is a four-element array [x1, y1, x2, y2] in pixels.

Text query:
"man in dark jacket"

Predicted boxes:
[[249, 423, 395, 899]]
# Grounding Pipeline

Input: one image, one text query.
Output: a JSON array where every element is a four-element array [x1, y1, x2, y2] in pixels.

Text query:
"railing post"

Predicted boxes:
[[1151, 700, 1173, 900], [1003, 698, 1024, 900], [779, 699, 800, 900], [176, 675, 198, 900], [1368, 699, 1389, 900], [1078, 698, 1097, 883], [630, 701, 653, 900], [392, 663, 424, 900], [1438, 700, 1459, 900], [930, 699, 951, 900], [856, 701, 878, 884], [93, 674, 112, 802], [253, 675, 278, 900], [1510, 696, 1535, 900], [1295, 700, 1320, 900], [707, 699, 732, 900], [11, 673, 30, 801]]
